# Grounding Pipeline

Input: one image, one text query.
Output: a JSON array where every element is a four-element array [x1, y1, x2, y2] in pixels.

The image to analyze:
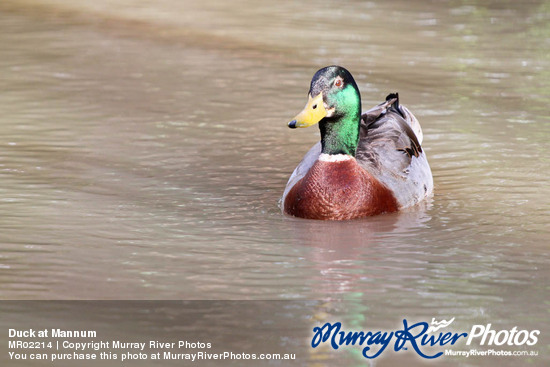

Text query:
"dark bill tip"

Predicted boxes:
[[288, 120, 297, 129]]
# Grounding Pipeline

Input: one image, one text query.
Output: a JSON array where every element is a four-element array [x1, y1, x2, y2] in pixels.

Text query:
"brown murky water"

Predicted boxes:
[[0, 0, 549, 366]]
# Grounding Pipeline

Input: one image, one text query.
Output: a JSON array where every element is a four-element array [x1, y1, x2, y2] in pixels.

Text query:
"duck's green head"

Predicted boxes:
[[288, 66, 361, 156]]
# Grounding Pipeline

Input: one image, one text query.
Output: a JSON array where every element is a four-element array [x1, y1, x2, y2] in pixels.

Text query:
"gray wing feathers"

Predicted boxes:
[[357, 100, 433, 209]]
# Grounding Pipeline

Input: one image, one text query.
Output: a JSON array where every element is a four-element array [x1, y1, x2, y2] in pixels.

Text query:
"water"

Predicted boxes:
[[0, 0, 549, 365]]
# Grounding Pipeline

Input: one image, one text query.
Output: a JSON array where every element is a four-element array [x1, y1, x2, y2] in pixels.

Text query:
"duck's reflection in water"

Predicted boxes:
[[284, 200, 432, 297]]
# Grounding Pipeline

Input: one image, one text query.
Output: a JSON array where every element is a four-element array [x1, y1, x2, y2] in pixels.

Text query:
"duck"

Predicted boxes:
[[282, 65, 433, 220]]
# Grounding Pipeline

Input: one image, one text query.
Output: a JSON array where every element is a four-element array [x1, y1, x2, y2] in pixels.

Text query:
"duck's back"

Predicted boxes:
[[356, 95, 433, 209]]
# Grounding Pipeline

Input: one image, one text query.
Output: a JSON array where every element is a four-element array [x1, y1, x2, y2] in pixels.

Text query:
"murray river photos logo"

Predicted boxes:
[[311, 318, 540, 360]]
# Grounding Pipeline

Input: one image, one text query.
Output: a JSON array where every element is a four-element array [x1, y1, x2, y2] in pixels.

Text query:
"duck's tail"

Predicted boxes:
[[361, 93, 424, 145], [386, 93, 423, 145], [386, 92, 401, 115]]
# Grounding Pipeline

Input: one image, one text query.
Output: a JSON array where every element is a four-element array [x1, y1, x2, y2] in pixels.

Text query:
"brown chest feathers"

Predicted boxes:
[[284, 158, 398, 220]]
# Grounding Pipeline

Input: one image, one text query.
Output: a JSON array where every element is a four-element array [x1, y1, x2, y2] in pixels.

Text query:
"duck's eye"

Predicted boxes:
[[334, 78, 343, 87], [312, 104, 317, 109]]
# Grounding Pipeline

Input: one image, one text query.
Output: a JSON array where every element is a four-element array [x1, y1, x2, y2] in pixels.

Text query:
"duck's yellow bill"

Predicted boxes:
[[288, 93, 326, 128]]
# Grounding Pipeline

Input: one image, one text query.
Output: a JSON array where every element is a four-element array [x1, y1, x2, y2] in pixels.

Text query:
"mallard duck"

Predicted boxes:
[[282, 66, 433, 220]]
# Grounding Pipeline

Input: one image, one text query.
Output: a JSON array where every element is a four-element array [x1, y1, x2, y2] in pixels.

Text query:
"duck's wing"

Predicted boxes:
[[356, 94, 433, 208]]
